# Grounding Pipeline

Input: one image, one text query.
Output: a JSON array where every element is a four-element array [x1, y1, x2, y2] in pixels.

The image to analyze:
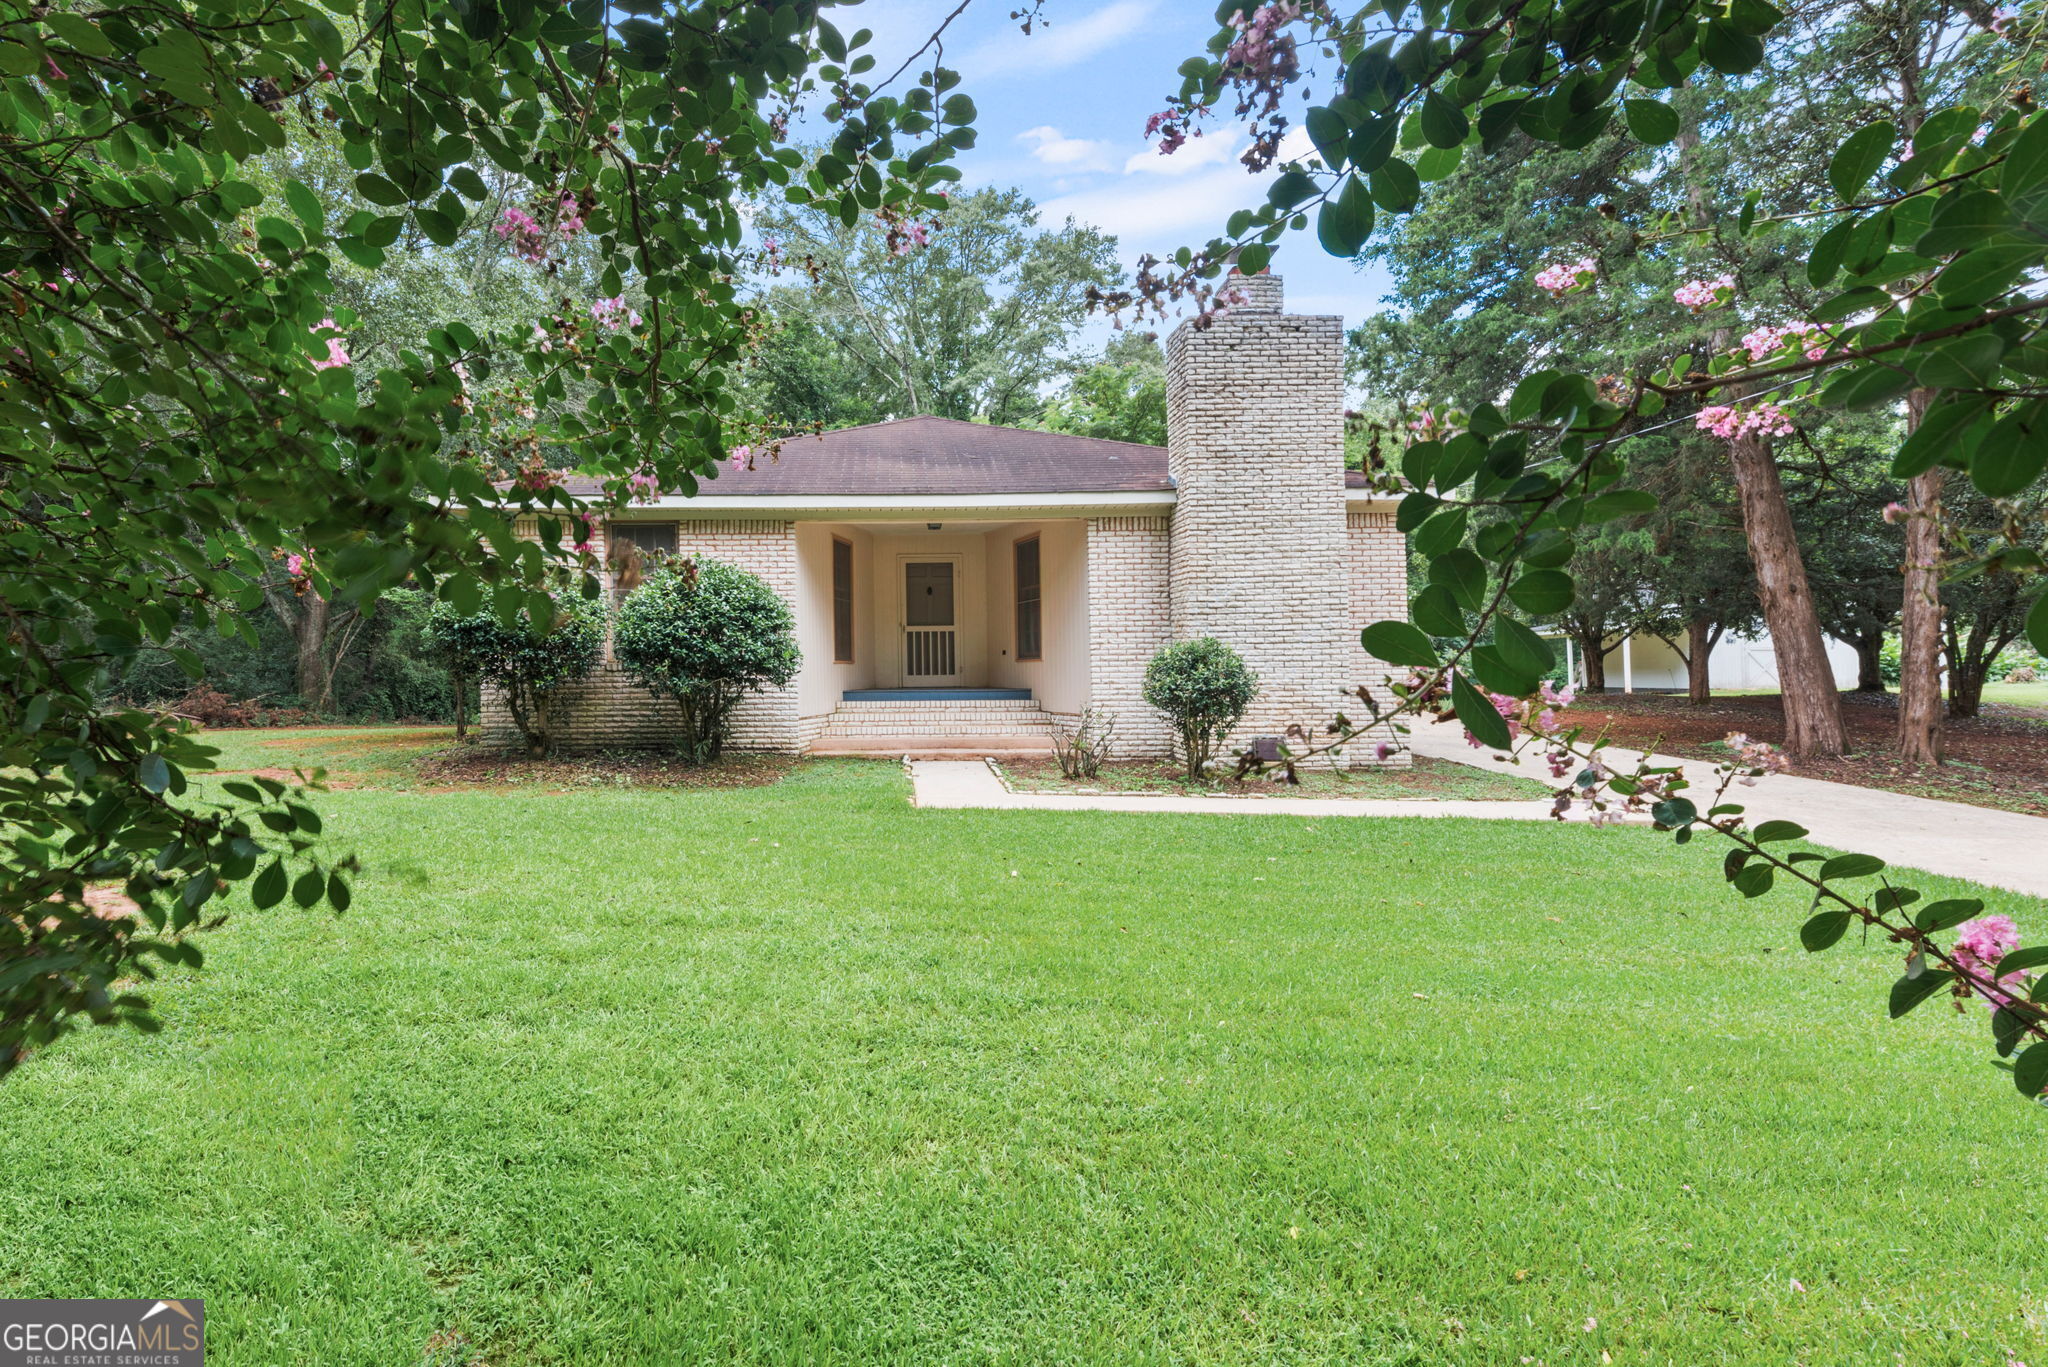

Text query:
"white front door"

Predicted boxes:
[[902, 560, 961, 684]]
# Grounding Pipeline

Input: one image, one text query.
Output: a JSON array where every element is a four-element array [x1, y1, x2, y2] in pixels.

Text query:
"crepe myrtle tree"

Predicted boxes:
[[1144, 638, 1259, 779], [612, 558, 799, 763], [426, 594, 605, 757], [0, 0, 987, 1074], [1139, 1, 2048, 1097]]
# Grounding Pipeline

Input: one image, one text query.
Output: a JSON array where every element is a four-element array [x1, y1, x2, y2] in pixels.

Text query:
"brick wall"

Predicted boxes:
[[1165, 274, 1363, 766], [482, 518, 803, 752], [1347, 507, 1411, 766], [1085, 516, 1174, 757]]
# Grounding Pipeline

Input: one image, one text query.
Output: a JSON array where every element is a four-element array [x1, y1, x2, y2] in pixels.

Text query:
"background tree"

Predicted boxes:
[[748, 185, 1119, 425], [1035, 330, 1169, 446]]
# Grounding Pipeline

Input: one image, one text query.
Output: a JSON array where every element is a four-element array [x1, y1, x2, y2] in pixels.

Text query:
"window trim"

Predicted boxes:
[[1013, 533, 1043, 662], [831, 535, 856, 664]]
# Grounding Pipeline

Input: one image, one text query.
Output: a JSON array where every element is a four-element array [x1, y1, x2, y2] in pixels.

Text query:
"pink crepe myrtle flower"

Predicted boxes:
[[1696, 401, 1796, 441], [310, 319, 350, 370], [627, 470, 661, 503], [728, 444, 753, 472], [1673, 273, 1736, 310], [1741, 322, 1828, 363], [591, 295, 641, 330], [512, 464, 562, 493], [44, 55, 67, 80], [1883, 501, 1908, 524], [1535, 257, 1597, 297], [1953, 915, 2031, 1009], [285, 553, 306, 577]]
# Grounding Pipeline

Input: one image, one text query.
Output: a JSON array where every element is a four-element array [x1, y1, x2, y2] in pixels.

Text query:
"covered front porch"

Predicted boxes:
[[790, 518, 1090, 755]]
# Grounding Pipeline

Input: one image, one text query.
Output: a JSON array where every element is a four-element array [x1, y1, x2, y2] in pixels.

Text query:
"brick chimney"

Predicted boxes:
[[1164, 273, 1353, 763]]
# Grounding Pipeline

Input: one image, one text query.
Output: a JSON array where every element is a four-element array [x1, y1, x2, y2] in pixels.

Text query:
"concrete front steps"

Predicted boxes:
[[809, 696, 1058, 759]]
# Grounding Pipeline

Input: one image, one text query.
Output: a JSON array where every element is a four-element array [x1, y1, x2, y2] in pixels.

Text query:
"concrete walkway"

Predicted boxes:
[[907, 734, 2048, 901], [1406, 724, 2048, 900]]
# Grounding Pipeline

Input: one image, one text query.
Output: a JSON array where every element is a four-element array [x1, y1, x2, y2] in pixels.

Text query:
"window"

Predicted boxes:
[[1014, 535, 1042, 661], [607, 522, 677, 598], [832, 537, 855, 663]]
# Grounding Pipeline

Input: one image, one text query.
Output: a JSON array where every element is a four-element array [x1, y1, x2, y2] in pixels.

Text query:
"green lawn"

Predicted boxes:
[[4, 729, 2045, 1365], [1983, 680, 2048, 709]]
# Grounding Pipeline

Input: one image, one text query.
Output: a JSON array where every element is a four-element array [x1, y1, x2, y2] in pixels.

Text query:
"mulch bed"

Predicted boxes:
[[1554, 691, 2048, 816], [999, 754, 1545, 801], [413, 746, 802, 791]]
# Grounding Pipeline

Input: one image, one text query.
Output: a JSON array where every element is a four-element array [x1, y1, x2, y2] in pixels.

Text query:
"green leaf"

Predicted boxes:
[[1903, 333, 2006, 390], [1429, 547, 1488, 612], [1305, 105, 1350, 169], [2029, 590, 2048, 655], [1994, 946, 2048, 977], [1893, 397, 1990, 478], [1993, 1006, 2033, 1057], [284, 180, 324, 234], [1732, 861, 1774, 897], [1410, 585, 1465, 638], [1700, 20, 1764, 74], [1828, 121, 1895, 202], [1889, 969, 1955, 1018], [1452, 671, 1513, 750], [2002, 111, 2048, 195], [1969, 405, 2048, 497], [1492, 618, 1554, 680], [138, 753, 169, 794], [252, 859, 287, 910], [1361, 621, 1440, 667], [328, 872, 352, 913], [292, 868, 326, 908], [1819, 853, 1886, 881], [1654, 797, 1700, 831], [1801, 910, 1852, 951], [1506, 569, 1574, 615], [1368, 158, 1421, 213], [1582, 490, 1656, 522], [1316, 176, 1374, 257], [1623, 98, 1680, 145], [2015, 1040, 2048, 1096], [1914, 897, 1984, 932], [1752, 820, 1808, 843], [1936, 245, 2041, 308], [1419, 92, 1469, 149]]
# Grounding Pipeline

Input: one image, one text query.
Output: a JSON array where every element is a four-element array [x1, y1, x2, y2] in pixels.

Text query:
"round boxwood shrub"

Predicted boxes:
[[1143, 637, 1259, 779], [425, 592, 606, 757], [612, 557, 799, 763]]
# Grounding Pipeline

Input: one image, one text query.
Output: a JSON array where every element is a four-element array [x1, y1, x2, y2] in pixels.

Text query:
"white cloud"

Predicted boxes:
[[1122, 131, 1243, 176], [965, 0, 1158, 79], [1018, 125, 1115, 172]]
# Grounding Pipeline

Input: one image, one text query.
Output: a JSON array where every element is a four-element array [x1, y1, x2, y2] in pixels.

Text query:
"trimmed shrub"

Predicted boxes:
[[426, 592, 605, 756], [612, 557, 799, 763], [1143, 637, 1258, 779]]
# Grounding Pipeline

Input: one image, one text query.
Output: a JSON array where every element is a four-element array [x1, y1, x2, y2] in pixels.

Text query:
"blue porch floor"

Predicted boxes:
[[843, 687, 1032, 702]]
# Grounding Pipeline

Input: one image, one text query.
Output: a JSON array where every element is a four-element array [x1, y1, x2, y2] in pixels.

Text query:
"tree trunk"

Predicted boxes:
[[294, 592, 332, 711], [1898, 462, 1946, 762], [1686, 617, 1715, 705], [451, 661, 470, 740], [1948, 663, 1987, 719], [1575, 628, 1608, 692], [1727, 434, 1849, 759], [1850, 629, 1887, 693]]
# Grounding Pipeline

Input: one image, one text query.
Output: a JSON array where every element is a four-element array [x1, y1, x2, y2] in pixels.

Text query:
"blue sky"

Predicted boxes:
[[807, 0, 1398, 348]]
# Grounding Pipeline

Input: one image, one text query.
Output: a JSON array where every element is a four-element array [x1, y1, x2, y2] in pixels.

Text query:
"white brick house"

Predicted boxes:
[[485, 275, 1408, 761]]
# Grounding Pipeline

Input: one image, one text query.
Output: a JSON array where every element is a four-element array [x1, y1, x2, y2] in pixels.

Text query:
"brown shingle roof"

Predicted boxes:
[[534, 414, 1372, 498], [544, 415, 1172, 499]]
